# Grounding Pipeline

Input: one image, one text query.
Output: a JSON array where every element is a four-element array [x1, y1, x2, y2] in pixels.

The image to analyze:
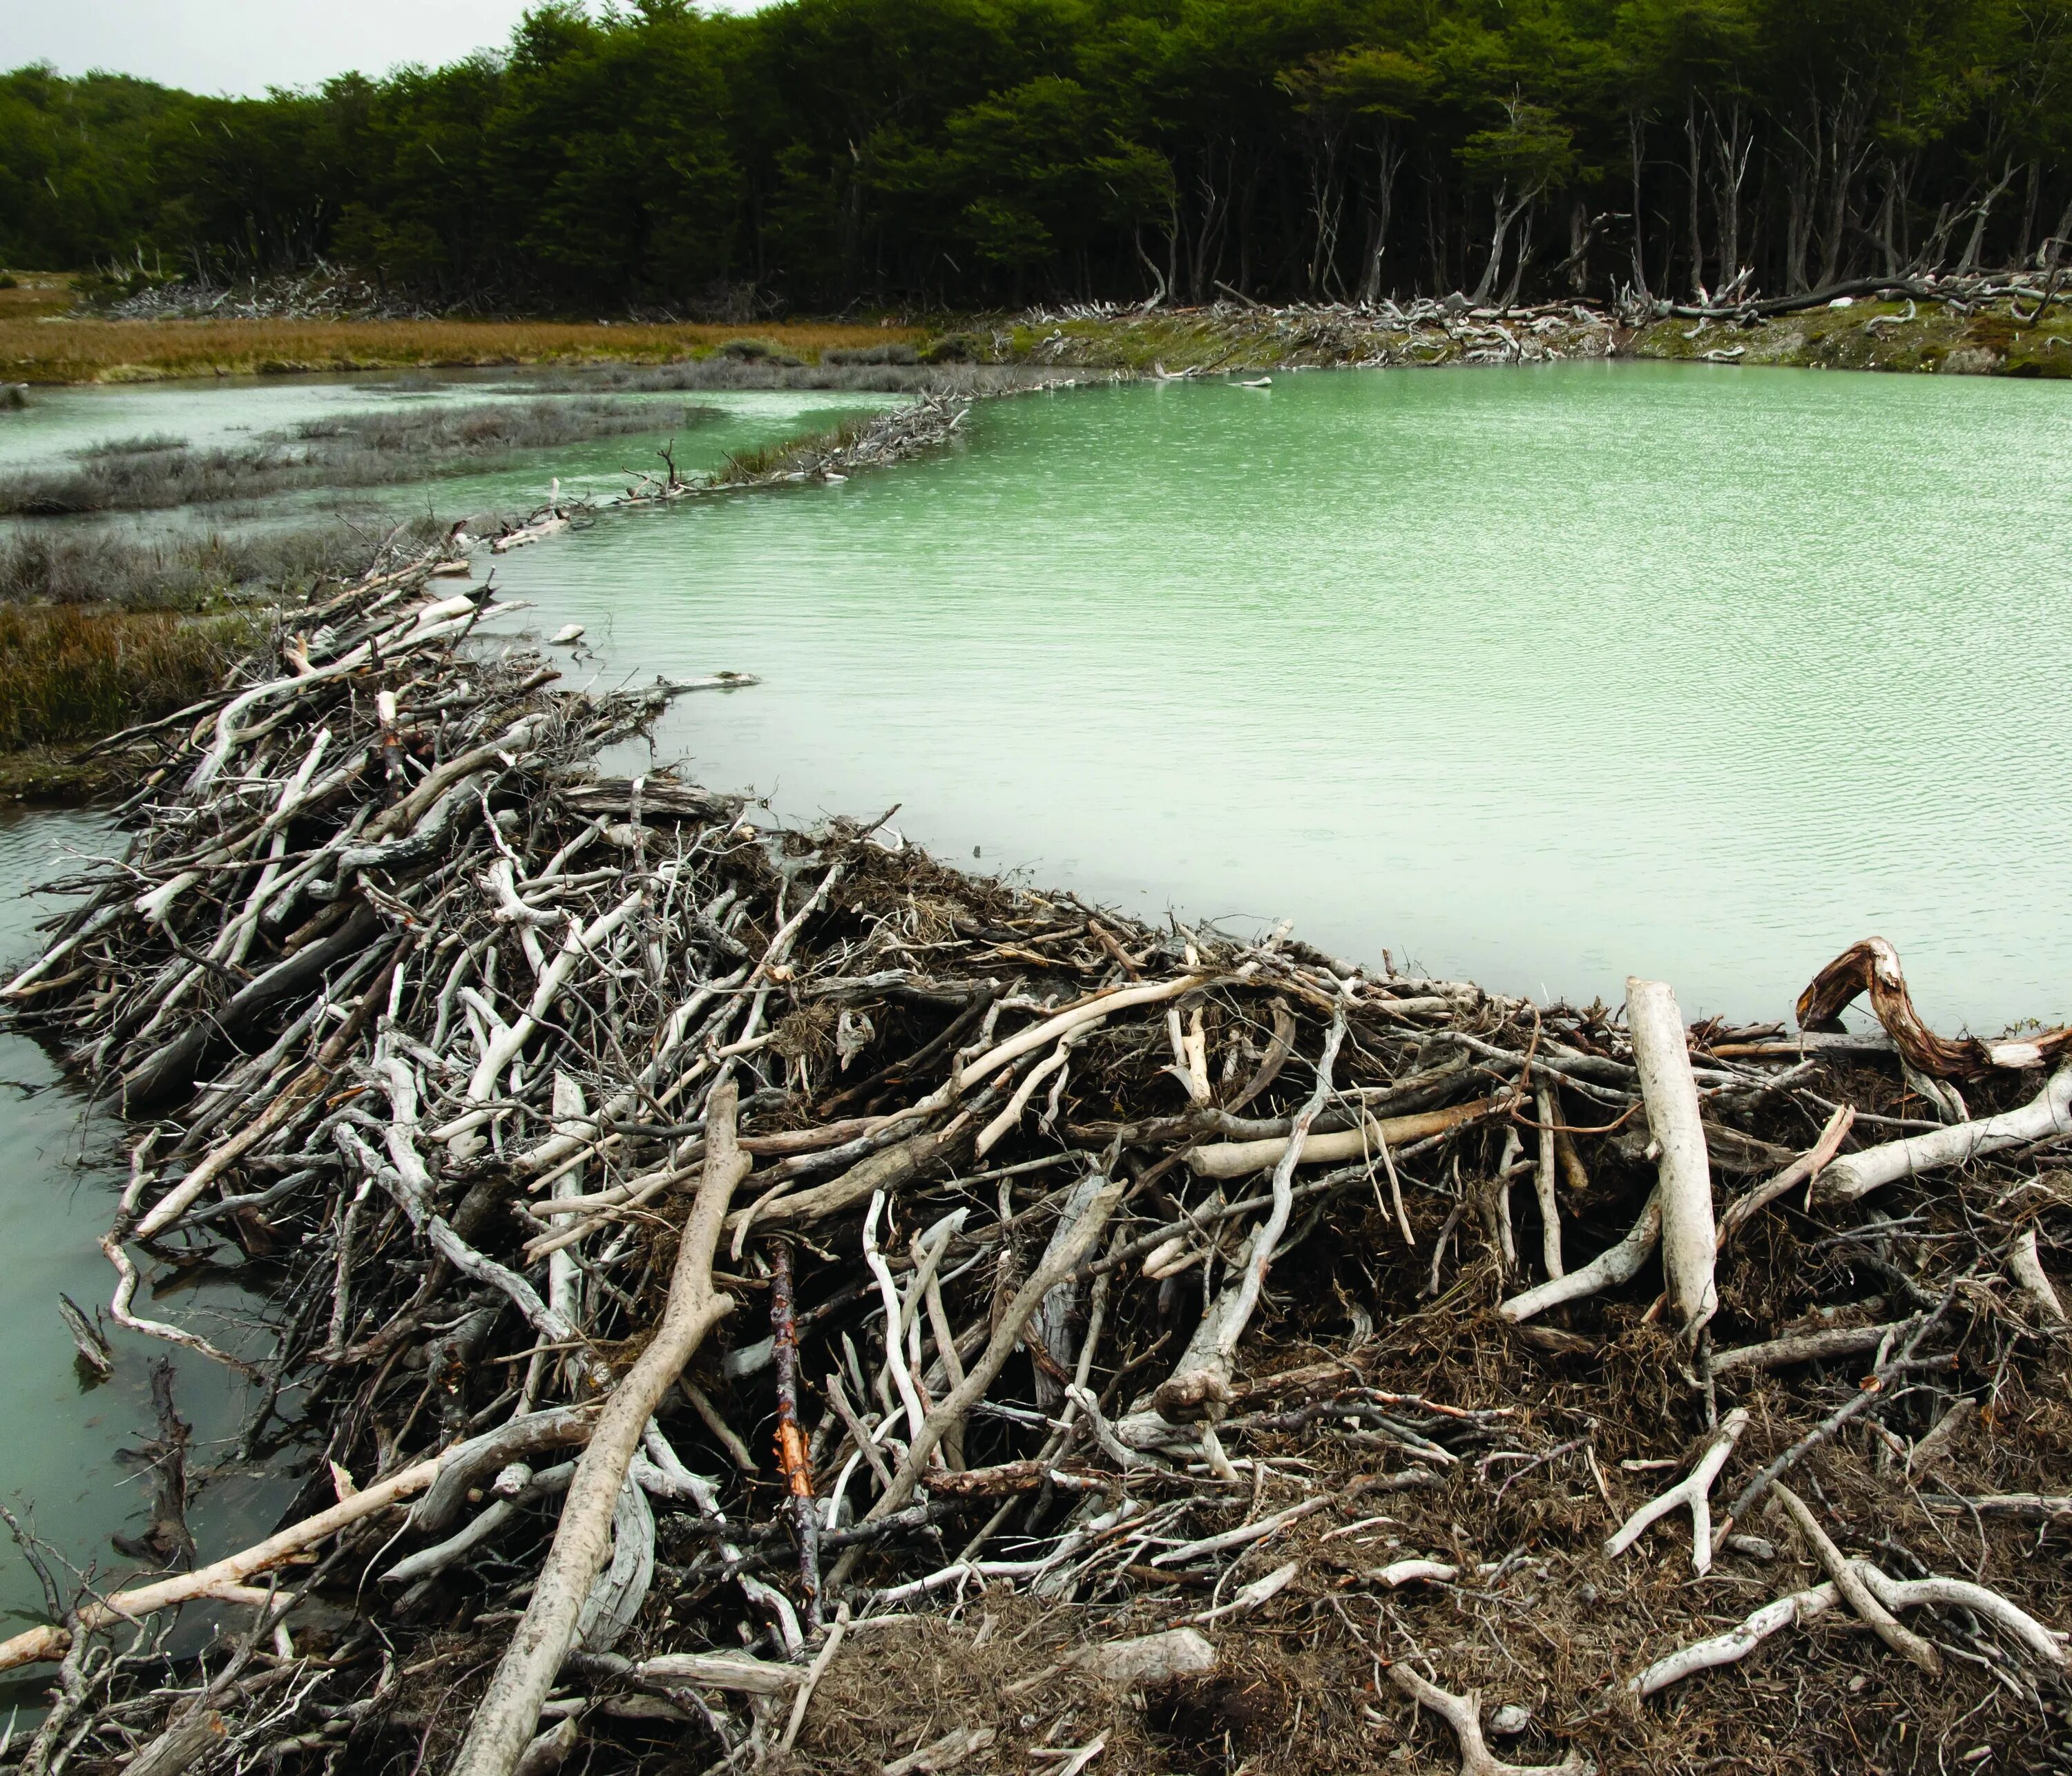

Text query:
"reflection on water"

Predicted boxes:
[[0, 809, 288, 1648], [482, 360, 2072, 1027]]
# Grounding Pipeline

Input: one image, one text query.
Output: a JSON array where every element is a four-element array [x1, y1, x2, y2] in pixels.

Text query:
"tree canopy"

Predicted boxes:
[[5, 0, 2071, 310]]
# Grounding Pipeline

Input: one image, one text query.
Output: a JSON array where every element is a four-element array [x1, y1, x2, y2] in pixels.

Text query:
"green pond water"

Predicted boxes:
[[0, 810, 289, 1659], [482, 358, 2072, 1030], [2, 354, 2069, 1643]]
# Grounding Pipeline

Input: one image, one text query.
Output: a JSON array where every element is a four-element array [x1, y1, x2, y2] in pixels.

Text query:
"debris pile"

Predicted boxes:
[[2, 565, 2070, 1775]]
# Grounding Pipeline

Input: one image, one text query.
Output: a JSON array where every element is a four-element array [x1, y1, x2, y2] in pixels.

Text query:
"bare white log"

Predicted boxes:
[[1815, 1063, 2072, 1204], [977, 1019, 1104, 1157], [1627, 1583, 1836, 1696], [2008, 1228, 2066, 1323], [448, 1083, 748, 1776], [1631, 1563, 2072, 1697], [548, 1074, 586, 1353], [1533, 1083, 1563, 1279], [864, 1179, 1122, 1519], [1153, 1014, 1346, 1418], [1770, 1484, 1939, 1674], [1388, 1665, 1593, 1776], [0, 1446, 457, 1670], [1627, 978, 1716, 1339], [1069, 1628, 1217, 1686], [630, 1652, 803, 1694], [1150, 1497, 1329, 1565], [883, 1726, 997, 1776], [1906, 1397, 1977, 1478], [1854, 1566, 2071, 1670], [1368, 1558, 1460, 1587], [957, 974, 1202, 1090], [1709, 1323, 1904, 1375], [1185, 1559, 1298, 1624], [1184, 1097, 1499, 1179], [1498, 1190, 1660, 1324], [774, 1602, 850, 1756], [1603, 1408, 1748, 1577], [448, 889, 645, 1126]]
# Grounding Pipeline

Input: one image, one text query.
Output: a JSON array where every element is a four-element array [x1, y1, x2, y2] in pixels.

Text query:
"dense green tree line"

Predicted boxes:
[[6, 0, 2071, 311]]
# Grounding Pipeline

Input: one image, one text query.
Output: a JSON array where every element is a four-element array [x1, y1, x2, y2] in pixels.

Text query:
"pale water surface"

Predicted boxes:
[[0, 811, 287, 1653], [480, 360, 2072, 1028]]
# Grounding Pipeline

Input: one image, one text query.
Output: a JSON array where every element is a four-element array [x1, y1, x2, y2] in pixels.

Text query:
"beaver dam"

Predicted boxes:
[[1, 546, 2070, 1776]]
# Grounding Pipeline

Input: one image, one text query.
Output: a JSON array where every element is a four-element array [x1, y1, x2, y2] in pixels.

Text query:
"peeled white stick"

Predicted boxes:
[[957, 974, 1201, 1090], [1533, 1082, 1563, 1279], [1816, 1062, 2072, 1204], [457, 891, 644, 1111], [975, 1017, 1104, 1157], [1626, 978, 1716, 1340], [775, 1603, 850, 1757], [1770, 1482, 1940, 1674], [1159, 1013, 1347, 1406], [1603, 1408, 1748, 1577], [448, 1083, 747, 1776], [1499, 1190, 1660, 1324], [547, 1074, 586, 1344], [2007, 1228, 2067, 1324], [0, 1448, 452, 1670], [863, 1190, 932, 1445], [1388, 1664, 1593, 1776], [1629, 1565, 2072, 1697]]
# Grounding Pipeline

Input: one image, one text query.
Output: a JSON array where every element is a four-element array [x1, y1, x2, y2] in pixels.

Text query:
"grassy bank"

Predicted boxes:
[[1629, 296, 2072, 376], [0, 602, 251, 760], [0, 518, 455, 800], [927, 294, 2072, 378], [0, 315, 923, 385], [0, 517, 447, 608]]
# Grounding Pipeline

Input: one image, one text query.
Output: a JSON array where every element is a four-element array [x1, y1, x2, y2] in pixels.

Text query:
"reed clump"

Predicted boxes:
[[0, 517, 450, 609], [0, 603, 252, 749], [0, 399, 719, 515]]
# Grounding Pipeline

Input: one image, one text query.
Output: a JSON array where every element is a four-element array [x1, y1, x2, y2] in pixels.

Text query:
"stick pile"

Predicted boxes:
[[3, 564, 2071, 1776]]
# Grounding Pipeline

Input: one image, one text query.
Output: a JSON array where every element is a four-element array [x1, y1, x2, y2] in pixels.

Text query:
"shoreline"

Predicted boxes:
[[0, 561, 2068, 1770], [6, 287, 2069, 387]]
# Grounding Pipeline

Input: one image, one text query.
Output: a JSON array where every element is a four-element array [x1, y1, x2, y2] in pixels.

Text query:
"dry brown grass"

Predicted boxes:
[[0, 316, 925, 385], [0, 270, 75, 322], [0, 604, 249, 749]]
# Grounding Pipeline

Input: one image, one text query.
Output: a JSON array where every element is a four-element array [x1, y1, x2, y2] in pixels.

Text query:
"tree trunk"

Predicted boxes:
[[1472, 182, 1529, 305], [1354, 128, 1403, 306], [1686, 95, 1707, 299], [1629, 113, 1651, 301]]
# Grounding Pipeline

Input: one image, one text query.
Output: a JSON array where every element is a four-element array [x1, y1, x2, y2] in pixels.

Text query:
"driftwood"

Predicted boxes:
[[1627, 978, 1716, 1340], [1, 562, 2069, 1775]]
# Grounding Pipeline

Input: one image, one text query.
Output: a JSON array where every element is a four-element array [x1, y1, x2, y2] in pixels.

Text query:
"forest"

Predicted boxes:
[[3, 0, 2071, 317]]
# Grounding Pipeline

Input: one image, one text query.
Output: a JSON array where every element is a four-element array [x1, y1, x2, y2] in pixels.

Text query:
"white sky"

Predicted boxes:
[[1, 1, 763, 97]]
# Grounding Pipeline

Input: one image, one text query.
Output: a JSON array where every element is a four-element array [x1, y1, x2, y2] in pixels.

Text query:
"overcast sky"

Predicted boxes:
[[3, 1, 762, 97]]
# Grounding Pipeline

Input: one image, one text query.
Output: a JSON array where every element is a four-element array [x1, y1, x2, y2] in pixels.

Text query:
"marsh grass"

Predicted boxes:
[[0, 316, 921, 385], [0, 398, 719, 514], [0, 604, 251, 749], [0, 518, 448, 608], [717, 416, 868, 481]]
